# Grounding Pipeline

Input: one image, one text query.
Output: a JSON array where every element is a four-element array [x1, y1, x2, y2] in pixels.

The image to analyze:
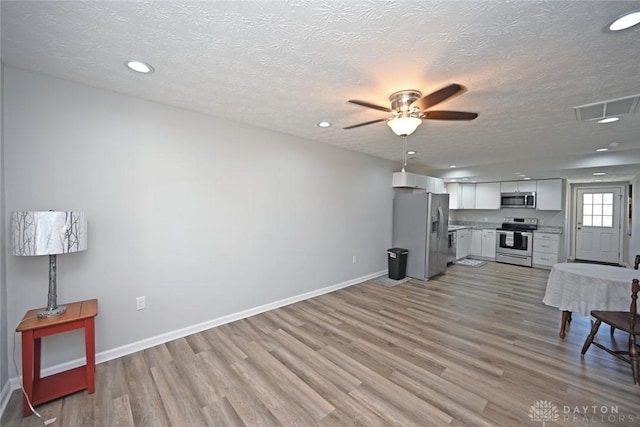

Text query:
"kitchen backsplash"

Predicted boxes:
[[449, 219, 563, 234], [449, 209, 566, 228]]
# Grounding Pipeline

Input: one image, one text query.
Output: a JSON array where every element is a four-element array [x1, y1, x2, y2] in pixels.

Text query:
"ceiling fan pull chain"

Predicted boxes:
[[402, 135, 407, 172]]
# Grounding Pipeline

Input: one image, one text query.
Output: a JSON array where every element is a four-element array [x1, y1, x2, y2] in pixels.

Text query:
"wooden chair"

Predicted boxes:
[[581, 276, 640, 384]]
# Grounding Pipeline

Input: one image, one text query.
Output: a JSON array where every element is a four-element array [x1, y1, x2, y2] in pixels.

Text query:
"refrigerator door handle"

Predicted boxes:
[[437, 206, 444, 237]]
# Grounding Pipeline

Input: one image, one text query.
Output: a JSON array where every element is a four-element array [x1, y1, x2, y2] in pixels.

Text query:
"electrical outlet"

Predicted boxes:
[[136, 296, 146, 310], [352, 256, 357, 264]]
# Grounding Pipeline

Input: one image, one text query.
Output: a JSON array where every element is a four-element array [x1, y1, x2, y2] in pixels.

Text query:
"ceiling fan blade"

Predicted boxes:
[[343, 118, 387, 129], [414, 84, 466, 111], [423, 111, 478, 120], [347, 99, 393, 113]]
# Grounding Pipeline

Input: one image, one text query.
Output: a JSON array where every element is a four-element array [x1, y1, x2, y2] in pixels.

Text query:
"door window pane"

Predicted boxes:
[[582, 192, 614, 228]]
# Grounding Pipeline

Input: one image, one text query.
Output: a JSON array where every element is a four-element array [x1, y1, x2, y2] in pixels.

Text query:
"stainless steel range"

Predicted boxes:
[[495, 218, 537, 267]]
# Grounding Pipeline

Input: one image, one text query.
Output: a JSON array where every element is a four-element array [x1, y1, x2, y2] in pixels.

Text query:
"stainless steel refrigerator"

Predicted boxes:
[[392, 192, 450, 280]]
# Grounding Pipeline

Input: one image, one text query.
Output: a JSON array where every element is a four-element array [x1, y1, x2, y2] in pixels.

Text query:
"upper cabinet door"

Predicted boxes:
[[475, 182, 501, 209], [446, 182, 462, 209], [501, 180, 537, 193], [536, 179, 563, 210], [461, 183, 476, 209]]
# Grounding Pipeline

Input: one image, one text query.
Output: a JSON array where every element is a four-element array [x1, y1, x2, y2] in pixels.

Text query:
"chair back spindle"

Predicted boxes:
[[631, 279, 639, 331]]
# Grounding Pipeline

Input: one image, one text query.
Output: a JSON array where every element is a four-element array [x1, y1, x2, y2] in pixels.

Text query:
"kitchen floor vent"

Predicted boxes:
[[574, 94, 640, 121]]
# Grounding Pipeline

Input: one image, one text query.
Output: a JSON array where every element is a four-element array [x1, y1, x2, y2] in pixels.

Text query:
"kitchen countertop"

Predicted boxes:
[[535, 227, 563, 234], [449, 222, 564, 234], [447, 225, 470, 231], [449, 222, 501, 231]]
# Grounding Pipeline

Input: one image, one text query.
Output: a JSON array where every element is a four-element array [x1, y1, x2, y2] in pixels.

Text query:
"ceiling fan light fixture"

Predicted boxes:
[[609, 10, 640, 31], [126, 60, 154, 74], [387, 117, 422, 136]]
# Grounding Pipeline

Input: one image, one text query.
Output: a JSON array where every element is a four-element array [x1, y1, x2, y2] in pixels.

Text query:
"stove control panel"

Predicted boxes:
[[502, 217, 538, 226]]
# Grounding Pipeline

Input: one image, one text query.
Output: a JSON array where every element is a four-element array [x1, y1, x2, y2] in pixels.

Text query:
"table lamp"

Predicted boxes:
[[10, 211, 87, 318]]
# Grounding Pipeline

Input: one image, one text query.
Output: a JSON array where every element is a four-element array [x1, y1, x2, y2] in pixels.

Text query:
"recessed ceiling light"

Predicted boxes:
[[407, 151, 416, 155], [317, 121, 331, 128], [595, 148, 609, 152], [597, 117, 620, 124], [449, 165, 457, 168], [523, 177, 531, 180], [126, 60, 154, 74], [593, 172, 607, 176], [609, 10, 640, 31], [450, 179, 457, 182]]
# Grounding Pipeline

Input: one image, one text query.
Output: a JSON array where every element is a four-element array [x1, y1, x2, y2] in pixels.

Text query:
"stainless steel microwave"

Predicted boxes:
[[500, 192, 536, 209]]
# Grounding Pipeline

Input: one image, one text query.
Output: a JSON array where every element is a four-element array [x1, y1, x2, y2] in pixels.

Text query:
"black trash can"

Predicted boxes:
[[387, 248, 409, 280]]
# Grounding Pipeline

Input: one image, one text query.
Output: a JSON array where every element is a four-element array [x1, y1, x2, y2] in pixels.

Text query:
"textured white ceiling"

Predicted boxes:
[[2, 1, 640, 183]]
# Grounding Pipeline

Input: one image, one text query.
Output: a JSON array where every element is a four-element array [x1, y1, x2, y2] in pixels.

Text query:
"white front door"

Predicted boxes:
[[575, 187, 622, 264]]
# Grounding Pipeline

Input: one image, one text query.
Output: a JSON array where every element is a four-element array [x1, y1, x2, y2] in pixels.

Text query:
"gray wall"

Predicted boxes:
[[0, 62, 8, 405], [2, 67, 395, 377]]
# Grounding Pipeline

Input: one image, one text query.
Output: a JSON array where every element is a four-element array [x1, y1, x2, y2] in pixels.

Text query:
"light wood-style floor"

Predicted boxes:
[[3, 262, 640, 426]]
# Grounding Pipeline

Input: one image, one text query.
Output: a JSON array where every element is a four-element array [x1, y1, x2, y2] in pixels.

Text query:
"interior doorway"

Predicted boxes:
[[573, 185, 624, 264]]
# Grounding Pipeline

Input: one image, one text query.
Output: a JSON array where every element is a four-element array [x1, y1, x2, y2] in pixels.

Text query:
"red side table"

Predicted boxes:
[[16, 299, 98, 417]]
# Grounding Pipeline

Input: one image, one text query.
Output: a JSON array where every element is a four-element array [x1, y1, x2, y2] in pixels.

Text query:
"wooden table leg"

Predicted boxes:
[[84, 317, 96, 393], [560, 310, 571, 339], [21, 331, 34, 417], [33, 338, 41, 382]]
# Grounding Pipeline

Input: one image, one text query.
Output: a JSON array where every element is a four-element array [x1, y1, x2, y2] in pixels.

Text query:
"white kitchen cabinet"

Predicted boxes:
[[533, 232, 560, 268], [447, 183, 461, 209], [501, 180, 537, 193], [470, 229, 482, 256], [481, 229, 496, 259], [455, 229, 470, 260], [393, 172, 446, 193], [536, 179, 563, 211], [447, 182, 477, 209], [469, 229, 496, 259], [474, 182, 501, 210], [392, 172, 424, 189], [427, 176, 446, 193], [461, 184, 476, 209]]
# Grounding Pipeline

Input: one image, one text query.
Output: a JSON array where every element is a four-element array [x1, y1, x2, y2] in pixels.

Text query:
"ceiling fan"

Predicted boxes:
[[344, 84, 478, 136]]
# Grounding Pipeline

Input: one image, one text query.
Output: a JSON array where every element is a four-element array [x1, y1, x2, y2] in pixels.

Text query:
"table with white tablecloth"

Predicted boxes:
[[542, 262, 639, 338]]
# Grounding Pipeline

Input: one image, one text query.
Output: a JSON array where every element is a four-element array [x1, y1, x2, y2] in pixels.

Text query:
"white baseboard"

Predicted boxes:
[[3, 270, 385, 412]]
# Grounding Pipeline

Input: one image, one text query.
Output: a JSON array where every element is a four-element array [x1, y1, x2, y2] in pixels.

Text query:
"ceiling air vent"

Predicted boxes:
[[574, 94, 640, 121]]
